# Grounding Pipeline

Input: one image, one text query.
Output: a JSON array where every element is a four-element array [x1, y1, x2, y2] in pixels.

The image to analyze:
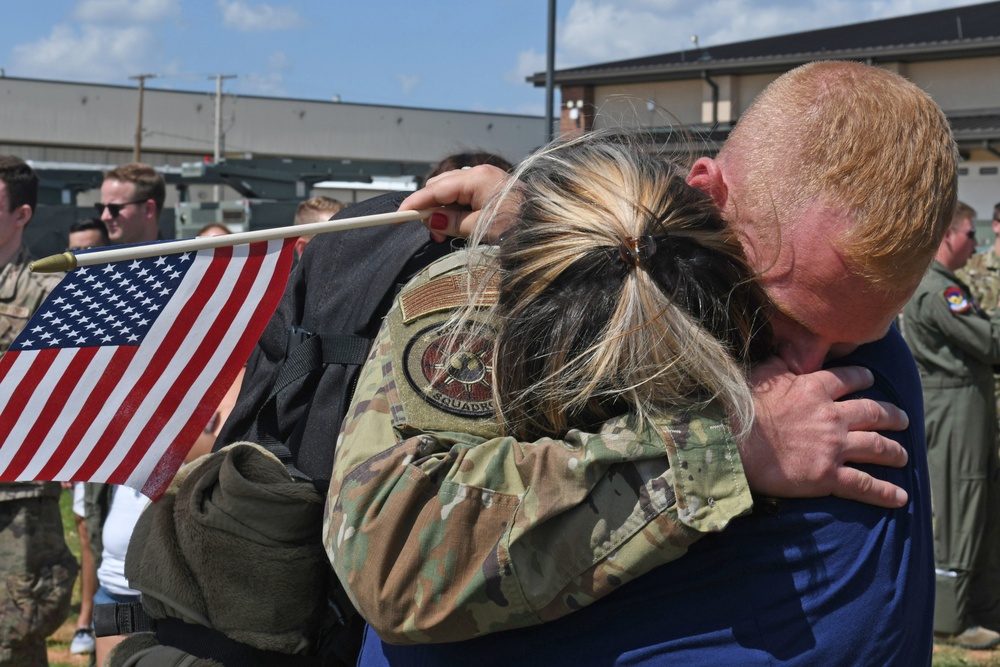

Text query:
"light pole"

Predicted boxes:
[[545, 0, 556, 142], [211, 74, 237, 201]]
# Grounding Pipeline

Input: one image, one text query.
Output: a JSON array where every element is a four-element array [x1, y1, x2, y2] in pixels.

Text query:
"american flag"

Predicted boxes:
[[0, 239, 294, 500]]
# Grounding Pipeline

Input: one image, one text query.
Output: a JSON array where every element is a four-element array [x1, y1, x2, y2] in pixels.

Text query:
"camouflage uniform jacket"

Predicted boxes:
[[325, 249, 753, 644], [957, 248, 1000, 422], [957, 247, 1000, 316], [0, 245, 63, 502]]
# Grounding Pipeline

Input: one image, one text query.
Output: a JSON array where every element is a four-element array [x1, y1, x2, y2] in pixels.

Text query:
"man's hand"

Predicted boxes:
[[399, 165, 513, 242], [741, 356, 910, 508]]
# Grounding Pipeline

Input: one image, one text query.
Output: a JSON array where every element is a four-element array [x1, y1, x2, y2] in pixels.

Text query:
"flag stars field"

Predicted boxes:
[[13, 252, 192, 351]]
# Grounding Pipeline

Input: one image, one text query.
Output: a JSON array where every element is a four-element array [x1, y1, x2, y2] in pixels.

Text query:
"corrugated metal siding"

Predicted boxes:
[[0, 78, 545, 165]]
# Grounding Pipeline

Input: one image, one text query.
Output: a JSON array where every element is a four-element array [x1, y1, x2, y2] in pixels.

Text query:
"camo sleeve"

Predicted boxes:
[[324, 252, 752, 644]]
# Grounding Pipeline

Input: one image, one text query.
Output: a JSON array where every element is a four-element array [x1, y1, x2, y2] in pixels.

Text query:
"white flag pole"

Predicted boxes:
[[31, 209, 433, 273]]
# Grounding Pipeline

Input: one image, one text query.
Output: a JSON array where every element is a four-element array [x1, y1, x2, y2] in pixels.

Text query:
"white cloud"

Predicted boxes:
[[559, 0, 682, 66], [10, 23, 157, 82], [217, 0, 304, 32], [73, 0, 180, 24], [238, 51, 291, 96], [268, 51, 291, 71], [505, 49, 547, 85], [396, 74, 420, 96], [240, 71, 287, 96]]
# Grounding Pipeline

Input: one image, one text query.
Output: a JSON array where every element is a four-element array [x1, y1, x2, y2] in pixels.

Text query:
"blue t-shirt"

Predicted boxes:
[[361, 327, 934, 666]]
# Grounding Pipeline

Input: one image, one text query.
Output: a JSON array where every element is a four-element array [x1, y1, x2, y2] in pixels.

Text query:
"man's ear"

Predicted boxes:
[[142, 200, 157, 221], [687, 157, 728, 209], [11, 204, 31, 230], [294, 237, 308, 259]]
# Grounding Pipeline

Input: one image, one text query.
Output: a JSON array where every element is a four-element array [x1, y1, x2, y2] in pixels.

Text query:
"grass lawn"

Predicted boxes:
[[934, 645, 1000, 666], [47, 488, 92, 667]]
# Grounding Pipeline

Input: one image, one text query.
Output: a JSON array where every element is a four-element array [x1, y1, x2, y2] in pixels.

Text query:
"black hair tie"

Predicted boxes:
[[618, 235, 657, 270]]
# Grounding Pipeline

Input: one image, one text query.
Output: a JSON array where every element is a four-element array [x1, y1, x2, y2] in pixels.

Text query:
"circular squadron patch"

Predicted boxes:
[[403, 322, 495, 418], [944, 286, 971, 314]]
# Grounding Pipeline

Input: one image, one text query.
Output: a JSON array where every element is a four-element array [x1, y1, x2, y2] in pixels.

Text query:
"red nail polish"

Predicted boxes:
[[430, 212, 448, 230]]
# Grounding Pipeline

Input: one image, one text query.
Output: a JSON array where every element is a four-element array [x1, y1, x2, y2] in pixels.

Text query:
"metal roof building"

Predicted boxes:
[[0, 76, 545, 253], [0, 76, 545, 205]]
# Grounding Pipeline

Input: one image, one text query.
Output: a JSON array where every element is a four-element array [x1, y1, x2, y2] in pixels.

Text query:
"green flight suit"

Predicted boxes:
[[903, 260, 1000, 634]]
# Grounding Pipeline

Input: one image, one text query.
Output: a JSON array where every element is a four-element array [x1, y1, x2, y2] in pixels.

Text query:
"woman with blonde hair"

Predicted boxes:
[[480, 133, 771, 442], [327, 131, 772, 664]]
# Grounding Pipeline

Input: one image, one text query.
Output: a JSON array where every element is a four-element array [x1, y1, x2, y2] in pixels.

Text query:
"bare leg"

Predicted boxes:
[[96, 634, 127, 666], [75, 514, 97, 628]]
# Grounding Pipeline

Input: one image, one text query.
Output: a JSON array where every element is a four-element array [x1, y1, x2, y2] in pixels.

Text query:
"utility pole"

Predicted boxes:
[[212, 74, 237, 201], [129, 74, 157, 162], [545, 0, 556, 142]]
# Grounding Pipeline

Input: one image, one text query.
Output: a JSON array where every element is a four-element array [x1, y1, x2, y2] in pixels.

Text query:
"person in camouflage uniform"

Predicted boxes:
[[327, 137, 775, 642], [957, 201, 1000, 312], [329, 61, 958, 664], [957, 201, 1000, 425], [0, 156, 78, 666]]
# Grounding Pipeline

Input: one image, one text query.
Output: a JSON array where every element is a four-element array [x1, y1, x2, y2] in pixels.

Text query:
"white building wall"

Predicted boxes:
[[959, 161, 1000, 226], [0, 77, 545, 166]]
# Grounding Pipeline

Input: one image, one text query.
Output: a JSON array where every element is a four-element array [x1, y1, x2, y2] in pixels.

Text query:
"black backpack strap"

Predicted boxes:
[[93, 602, 157, 637], [156, 618, 322, 667], [276, 329, 372, 394], [252, 328, 372, 481]]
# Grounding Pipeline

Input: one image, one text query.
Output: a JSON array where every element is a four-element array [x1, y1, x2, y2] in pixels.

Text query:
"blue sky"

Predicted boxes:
[[0, 0, 987, 116]]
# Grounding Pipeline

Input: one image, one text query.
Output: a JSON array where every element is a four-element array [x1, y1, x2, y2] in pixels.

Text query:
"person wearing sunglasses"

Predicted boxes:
[[88, 161, 166, 664], [903, 201, 1000, 649], [95, 163, 165, 245]]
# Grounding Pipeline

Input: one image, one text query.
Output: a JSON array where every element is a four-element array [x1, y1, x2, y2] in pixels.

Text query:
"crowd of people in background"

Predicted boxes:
[[4, 59, 1000, 667]]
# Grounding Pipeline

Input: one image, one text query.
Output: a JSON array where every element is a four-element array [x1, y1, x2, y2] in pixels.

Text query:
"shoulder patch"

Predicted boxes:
[[944, 286, 971, 314], [399, 269, 499, 324], [402, 321, 495, 418]]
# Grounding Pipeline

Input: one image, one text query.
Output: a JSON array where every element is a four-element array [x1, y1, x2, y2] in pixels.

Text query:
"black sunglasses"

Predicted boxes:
[[94, 199, 147, 217]]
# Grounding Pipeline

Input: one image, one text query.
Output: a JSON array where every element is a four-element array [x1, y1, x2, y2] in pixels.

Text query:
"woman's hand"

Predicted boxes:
[[399, 165, 513, 242]]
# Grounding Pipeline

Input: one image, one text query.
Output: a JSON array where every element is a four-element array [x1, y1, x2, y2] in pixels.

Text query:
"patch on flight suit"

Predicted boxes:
[[402, 322, 495, 418], [945, 286, 972, 314], [399, 269, 499, 324]]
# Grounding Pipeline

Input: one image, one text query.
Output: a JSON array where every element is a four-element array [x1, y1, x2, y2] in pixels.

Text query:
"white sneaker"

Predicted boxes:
[[70, 627, 95, 654]]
